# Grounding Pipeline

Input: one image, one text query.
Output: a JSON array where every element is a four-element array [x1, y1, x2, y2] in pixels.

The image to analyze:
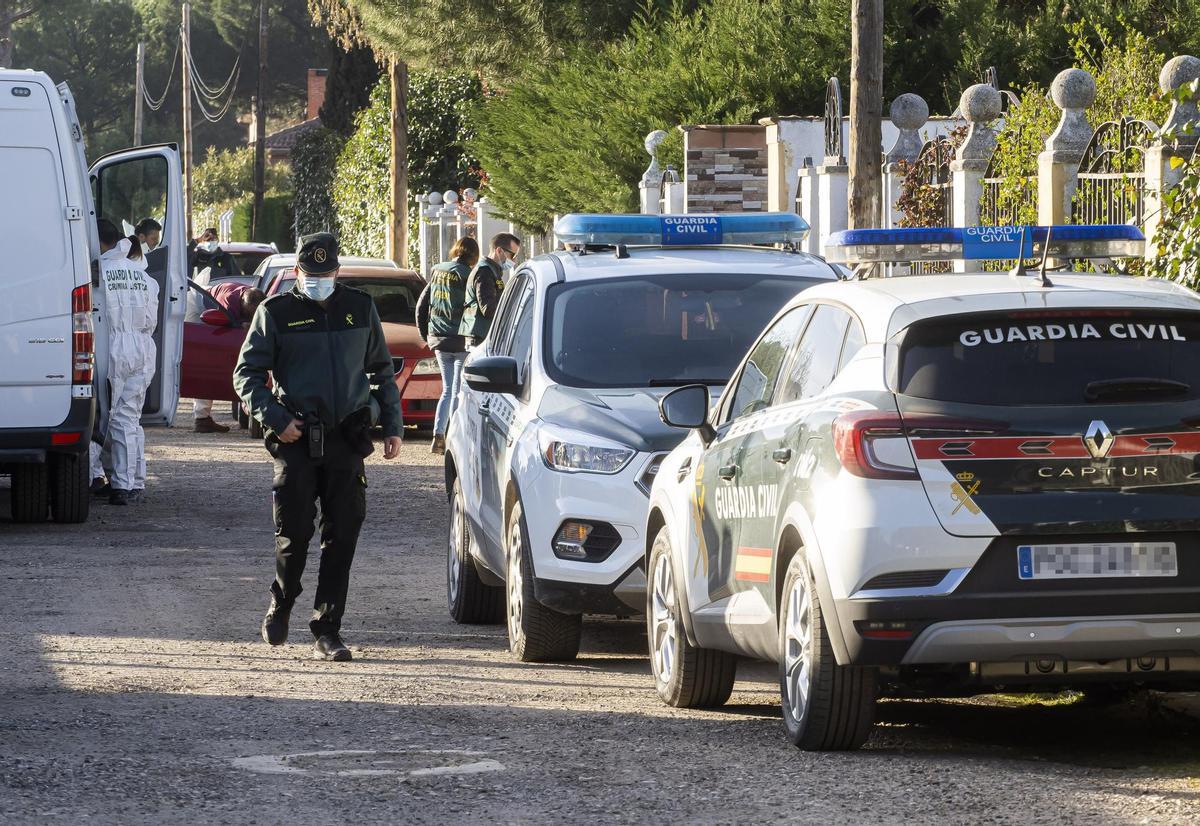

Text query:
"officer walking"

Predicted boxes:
[[234, 232, 403, 662], [460, 232, 521, 348]]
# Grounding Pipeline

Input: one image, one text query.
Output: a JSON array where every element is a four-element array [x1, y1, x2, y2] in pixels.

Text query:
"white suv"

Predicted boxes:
[[443, 212, 838, 661]]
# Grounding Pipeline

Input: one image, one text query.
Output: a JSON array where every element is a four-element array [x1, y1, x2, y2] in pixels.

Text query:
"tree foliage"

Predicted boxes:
[[292, 126, 346, 236], [193, 145, 290, 208]]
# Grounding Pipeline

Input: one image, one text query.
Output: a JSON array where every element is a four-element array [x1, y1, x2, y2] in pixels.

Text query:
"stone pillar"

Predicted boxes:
[[1038, 68, 1096, 227], [663, 179, 685, 213], [1145, 55, 1200, 259], [437, 190, 459, 262], [797, 158, 821, 255], [951, 84, 1002, 270], [817, 158, 848, 256], [765, 119, 790, 212], [476, 196, 499, 251], [883, 93, 928, 229], [639, 129, 668, 214], [418, 192, 441, 279]]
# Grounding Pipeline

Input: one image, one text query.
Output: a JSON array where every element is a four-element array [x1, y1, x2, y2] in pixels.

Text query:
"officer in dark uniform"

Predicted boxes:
[[234, 232, 403, 661], [188, 228, 240, 279]]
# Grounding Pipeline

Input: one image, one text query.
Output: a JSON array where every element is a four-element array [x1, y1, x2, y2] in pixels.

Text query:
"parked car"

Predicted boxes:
[[214, 241, 277, 286], [0, 70, 186, 523], [253, 253, 398, 293], [645, 223, 1200, 751], [181, 265, 440, 431]]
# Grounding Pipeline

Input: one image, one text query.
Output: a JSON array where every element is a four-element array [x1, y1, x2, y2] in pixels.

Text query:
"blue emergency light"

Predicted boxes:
[[824, 224, 1145, 265], [553, 212, 809, 247]]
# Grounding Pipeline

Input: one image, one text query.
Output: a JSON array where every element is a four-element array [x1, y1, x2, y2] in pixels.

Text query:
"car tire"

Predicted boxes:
[[50, 452, 90, 524], [249, 417, 263, 439], [10, 462, 50, 523], [236, 403, 249, 430], [647, 525, 736, 708], [446, 476, 504, 624], [779, 551, 877, 751], [506, 499, 581, 662]]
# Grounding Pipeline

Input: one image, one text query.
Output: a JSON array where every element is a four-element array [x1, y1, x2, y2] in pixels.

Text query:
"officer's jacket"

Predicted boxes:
[[460, 258, 504, 344], [233, 284, 402, 438], [416, 260, 469, 351]]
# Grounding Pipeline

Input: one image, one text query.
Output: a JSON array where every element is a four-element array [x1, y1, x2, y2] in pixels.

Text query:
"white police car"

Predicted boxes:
[[443, 213, 839, 661], [645, 224, 1200, 749]]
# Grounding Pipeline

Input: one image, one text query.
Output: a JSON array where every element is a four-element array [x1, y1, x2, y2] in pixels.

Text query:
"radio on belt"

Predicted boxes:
[[553, 212, 810, 247]]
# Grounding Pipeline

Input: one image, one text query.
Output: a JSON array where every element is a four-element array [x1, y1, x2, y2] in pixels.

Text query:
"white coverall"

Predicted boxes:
[[90, 240, 159, 491], [187, 265, 215, 421]]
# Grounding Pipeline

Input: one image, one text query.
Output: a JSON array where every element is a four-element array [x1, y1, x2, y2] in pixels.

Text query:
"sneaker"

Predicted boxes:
[[313, 632, 352, 661], [90, 477, 111, 497], [127, 489, 145, 504], [430, 434, 446, 455], [108, 489, 130, 506], [194, 416, 230, 434], [261, 598, 291, 646]]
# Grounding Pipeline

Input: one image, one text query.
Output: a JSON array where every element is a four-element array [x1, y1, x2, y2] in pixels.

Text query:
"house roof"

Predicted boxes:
[[263, 117, 322, 152]]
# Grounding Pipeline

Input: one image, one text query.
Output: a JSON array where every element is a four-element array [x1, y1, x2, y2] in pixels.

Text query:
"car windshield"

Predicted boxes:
[[227, 250, 271, 276], [544, 273, 812, 388], [276, 277, 420, 324]]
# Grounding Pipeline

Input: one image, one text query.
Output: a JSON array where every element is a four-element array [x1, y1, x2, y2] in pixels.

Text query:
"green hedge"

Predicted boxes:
[[232, 195, 295, 251]]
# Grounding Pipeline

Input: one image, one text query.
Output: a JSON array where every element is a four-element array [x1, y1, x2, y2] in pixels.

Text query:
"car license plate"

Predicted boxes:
[[1017, 542, 1178, 580]]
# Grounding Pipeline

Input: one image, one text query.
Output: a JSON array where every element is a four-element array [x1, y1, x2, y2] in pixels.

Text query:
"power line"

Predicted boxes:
[[140, 39, 180, 112], [182, 34, 243, 123]]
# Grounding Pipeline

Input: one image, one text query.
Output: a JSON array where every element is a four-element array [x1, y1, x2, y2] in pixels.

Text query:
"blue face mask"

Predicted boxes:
[[298, 274, 336, 301]]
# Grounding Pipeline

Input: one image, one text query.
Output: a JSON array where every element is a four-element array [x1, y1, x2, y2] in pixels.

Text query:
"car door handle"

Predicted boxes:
[[718, 464, 738, 480], [478, 401, 490, 416], [773, 448, 792, 464]]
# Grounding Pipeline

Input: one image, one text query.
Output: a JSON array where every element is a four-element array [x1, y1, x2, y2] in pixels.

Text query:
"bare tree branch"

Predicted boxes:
[[0, 6, 37, 29]]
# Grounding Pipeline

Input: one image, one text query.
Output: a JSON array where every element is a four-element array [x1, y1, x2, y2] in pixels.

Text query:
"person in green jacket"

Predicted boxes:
[[416, 236, 478, 455], [460, 232, 521, 348]]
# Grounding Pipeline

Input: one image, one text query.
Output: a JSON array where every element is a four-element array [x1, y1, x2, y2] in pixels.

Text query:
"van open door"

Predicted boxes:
[[89, 145, 187, 426]]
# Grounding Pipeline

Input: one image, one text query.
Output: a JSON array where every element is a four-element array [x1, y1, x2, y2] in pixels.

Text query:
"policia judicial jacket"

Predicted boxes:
[[233, 284, 403, 439], [415, 260, 469, 352], [460, 258, 505, 346]]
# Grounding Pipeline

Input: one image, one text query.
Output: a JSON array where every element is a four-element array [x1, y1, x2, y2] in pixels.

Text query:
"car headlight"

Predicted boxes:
[[412, 357, 440, 375], [538, 428, 635, 474]]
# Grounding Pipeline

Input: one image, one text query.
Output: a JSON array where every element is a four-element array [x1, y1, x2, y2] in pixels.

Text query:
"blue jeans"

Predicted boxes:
[[434, 350, 467, 436]]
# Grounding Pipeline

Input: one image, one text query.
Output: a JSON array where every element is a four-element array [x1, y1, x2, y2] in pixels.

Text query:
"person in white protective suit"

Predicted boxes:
[[89, 218, 159, 506]]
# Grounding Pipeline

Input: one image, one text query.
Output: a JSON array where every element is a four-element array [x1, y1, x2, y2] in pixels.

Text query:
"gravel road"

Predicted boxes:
[[2, 410, 1199, 824]]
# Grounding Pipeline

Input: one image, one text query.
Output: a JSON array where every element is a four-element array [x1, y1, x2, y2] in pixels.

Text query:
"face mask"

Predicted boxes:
[[141, 243, 152, 256], [200, 240, 219, 253], [502, 259, 515, 274], [298, 274, 336, 301]]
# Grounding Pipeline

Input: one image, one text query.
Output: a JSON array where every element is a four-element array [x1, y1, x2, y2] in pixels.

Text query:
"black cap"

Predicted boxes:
[[297, 232, 339, 275]]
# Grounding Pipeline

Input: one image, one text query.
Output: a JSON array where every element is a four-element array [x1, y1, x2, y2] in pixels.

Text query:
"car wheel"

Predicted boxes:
[[779, 551, 877, 751], [506, 499, 581, 662], [446, 476, 504, 624], [50, 452, 90, 524], [10, 462, 50, 523], [236, 403, 249, 430], [647, 525, 736, 707], [249, 417, 263, 439]]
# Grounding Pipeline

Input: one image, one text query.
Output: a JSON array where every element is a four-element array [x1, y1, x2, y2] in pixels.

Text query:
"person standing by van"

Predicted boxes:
[[416, 237, 478, 455], [135, 218, 162, 254], [460, 232, 520, 348], [90, 218, 159, 506]]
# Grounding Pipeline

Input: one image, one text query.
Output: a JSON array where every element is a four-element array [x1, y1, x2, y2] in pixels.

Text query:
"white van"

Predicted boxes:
[[0, 70, 186, 523]]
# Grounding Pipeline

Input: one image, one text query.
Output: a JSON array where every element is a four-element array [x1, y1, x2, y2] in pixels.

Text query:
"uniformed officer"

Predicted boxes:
[[460, 232, 521, 348], [234, 232, 403, 662]]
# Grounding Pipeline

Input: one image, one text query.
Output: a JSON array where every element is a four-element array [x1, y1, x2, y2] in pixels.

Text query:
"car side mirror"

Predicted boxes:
[[200, 308, 234, 327], [660, 384, 715, 444], [463, 355, 522, 396]]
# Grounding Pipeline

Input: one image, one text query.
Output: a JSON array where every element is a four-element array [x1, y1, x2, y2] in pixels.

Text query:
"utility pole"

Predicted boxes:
[[251, 0, 267, 240], [848, 0, 883, 229], [180, 1, 193, 238], [388, 59, 409, 267], [0, 3, 37, 70], [133, 41, 144, 146]]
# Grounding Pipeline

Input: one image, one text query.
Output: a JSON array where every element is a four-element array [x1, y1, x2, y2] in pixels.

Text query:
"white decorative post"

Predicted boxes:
[[1145, 55, 1200, 259], [951, 84, 1002, 271], [796, 157, 821, 255], [883, 93, 928, 228], [1038, 68, 1096, 226], [639, 130, 668, 214], [476, 196, 499, 249], [418, 192, 440, 279], [437, 190, 459, 262]]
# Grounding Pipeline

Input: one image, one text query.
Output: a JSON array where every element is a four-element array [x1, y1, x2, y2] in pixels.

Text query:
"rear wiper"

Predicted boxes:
[[647, 378, 727, 387], [1085, 377, 1190, 402]]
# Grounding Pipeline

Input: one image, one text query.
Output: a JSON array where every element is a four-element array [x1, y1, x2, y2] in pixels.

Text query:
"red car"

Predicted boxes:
[[179, 265, 441, 429]]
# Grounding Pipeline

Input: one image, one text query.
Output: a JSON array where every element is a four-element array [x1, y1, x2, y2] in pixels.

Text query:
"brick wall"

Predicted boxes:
[[306, 69, 328, 121], [683, 125, 768, 213]]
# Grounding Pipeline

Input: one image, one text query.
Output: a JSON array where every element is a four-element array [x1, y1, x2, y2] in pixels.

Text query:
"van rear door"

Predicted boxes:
[[0, 76, 77, 429], [894, 308, 1200, 537], [89, 145, 187, 425]]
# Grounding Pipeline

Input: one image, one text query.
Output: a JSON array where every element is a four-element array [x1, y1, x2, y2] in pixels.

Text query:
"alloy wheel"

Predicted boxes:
[[651, 553, 677, 684], [783, 571, 814, 724], [447, 488, 463, 605], [507, 519, 524, 645]]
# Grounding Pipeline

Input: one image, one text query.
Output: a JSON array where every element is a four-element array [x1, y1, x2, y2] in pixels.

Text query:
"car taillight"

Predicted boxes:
[[71, 284, 94, 385], [832, 411, 918, 480]]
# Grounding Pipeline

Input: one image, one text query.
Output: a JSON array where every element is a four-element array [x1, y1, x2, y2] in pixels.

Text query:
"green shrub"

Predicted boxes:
[[231, 195, 294, 251], [291, 126, 346, 238]]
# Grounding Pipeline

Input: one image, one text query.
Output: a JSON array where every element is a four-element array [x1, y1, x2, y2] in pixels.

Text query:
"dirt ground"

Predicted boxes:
[[2, 406, 1199, 824]]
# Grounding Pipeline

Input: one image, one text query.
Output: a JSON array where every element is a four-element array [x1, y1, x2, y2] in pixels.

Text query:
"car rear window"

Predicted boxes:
[[898, 309, 1200, 405]]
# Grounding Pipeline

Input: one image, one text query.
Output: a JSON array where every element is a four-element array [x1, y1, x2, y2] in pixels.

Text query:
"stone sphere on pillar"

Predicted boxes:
[[644, 129, 668, 156], [959, 83, 1002, 123], [427, 191, 443, 206], [462, 187, 478, 202], [1050, 68, 1097, 111], [890, 93, 928, 131], [1160, 55, 1200, 94], [442, 190, 459, 205]]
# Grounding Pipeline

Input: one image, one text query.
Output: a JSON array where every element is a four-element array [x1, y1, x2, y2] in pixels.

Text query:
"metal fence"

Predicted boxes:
[[980, 129, 1033, 227], [1072, 118, 1157, 226]]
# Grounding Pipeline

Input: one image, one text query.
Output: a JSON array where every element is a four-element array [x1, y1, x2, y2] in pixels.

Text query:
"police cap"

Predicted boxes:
[[297, 232, 339, 275]]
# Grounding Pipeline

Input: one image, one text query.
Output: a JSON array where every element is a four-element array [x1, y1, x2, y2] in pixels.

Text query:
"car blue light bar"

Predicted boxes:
[[825, 224, 1145, 265], [554, 212, 809, 247]]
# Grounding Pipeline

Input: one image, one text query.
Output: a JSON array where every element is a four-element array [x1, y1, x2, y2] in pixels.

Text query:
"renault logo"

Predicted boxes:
[[1083, 420, 1115, 459]]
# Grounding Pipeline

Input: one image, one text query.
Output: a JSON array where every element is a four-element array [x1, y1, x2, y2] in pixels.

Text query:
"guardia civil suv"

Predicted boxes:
[[443, 213, 838, 662], [646, 224, 1200, 750]]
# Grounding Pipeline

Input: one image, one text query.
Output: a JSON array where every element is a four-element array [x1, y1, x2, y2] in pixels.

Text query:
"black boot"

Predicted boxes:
[[108, 489, 130, 506], [261, 599, 291, 645], [313, 632, 352, 661]]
